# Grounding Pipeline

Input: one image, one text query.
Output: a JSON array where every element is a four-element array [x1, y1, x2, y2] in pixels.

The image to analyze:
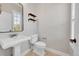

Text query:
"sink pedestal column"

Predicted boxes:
[[13, 44, 21, 56]]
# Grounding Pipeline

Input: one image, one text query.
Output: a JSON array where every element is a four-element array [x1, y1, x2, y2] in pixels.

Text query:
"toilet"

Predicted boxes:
[[30, 34, 46, 56]]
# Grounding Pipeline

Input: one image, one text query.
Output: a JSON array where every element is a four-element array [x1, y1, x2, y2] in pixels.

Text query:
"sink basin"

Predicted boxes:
[[0, 35, 31, 49]]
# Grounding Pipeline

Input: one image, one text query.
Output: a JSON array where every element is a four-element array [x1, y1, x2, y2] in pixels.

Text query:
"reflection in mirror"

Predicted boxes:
[[0, 3, 23, 33]]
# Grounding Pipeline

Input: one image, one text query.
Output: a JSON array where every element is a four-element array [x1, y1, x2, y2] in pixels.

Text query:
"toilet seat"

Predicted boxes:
[[34, 41, 46, 47]]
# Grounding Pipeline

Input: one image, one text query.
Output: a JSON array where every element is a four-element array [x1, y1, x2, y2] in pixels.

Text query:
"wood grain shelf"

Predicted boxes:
[[28, 18, 37, 22], [28, 13, 37, 17]]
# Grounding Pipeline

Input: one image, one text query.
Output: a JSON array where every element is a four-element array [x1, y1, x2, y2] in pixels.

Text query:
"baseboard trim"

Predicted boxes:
[[46, 47, 70, 56], [22, 49, 31, 56], [22, 48, 70, 56], [33, 50, 45, 56]]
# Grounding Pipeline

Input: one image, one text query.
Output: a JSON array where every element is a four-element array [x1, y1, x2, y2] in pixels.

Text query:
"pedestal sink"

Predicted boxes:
[[0, 35, 31, 56]]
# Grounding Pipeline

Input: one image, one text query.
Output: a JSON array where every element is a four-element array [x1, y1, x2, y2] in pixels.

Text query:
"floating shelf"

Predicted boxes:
[[28, 18, 37, 22], [28, 13, 37, 17]]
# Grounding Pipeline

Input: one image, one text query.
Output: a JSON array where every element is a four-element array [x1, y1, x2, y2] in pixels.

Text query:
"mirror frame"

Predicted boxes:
[[0, 3, 24, 33]]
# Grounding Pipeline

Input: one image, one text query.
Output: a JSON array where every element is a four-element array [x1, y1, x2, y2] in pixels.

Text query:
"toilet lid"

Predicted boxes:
[[35, 41, 46, 47]]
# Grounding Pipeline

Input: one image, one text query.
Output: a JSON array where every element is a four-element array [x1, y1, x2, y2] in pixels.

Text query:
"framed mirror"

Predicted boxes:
[[0, 3, 23, 33]]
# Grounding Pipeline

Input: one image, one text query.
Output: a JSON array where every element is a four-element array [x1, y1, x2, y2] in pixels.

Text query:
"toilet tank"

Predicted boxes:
[[31, 34, 38, 44]]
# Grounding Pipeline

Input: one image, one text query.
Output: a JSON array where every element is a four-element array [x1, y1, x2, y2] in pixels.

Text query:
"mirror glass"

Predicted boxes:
[[0, 3, 23, 33]]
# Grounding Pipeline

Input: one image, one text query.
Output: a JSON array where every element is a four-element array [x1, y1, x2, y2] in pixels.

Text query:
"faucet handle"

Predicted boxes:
[[9, 34, 17, 38]]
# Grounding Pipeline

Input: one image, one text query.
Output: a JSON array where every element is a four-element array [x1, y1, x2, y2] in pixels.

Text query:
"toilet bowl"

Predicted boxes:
[[30, 34, 46, 55]]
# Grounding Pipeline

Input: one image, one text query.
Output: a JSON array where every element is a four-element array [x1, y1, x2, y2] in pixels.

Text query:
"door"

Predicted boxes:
[[71, 3, 79, 56]]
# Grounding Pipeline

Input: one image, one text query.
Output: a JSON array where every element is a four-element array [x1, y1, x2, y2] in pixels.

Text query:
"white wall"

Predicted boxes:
[[0, 11, 12, 32], [75, 3, 79, 36], [37, 3, 72, 54]]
